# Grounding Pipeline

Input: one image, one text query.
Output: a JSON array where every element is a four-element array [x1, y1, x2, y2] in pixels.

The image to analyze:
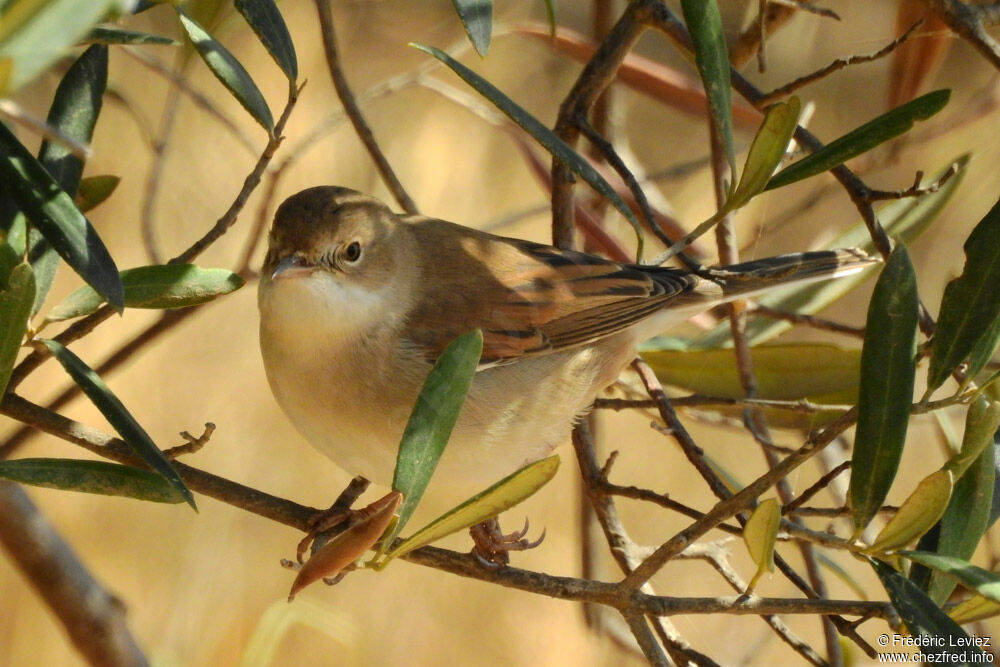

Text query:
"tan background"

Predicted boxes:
[[4, 1, 1000, 664]]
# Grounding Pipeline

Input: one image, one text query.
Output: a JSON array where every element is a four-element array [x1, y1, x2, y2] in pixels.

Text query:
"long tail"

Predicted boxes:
[[711, 248, 878, 299]]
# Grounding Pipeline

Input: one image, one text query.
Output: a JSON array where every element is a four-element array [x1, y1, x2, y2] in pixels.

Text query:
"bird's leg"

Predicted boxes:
[[296, 476, 371, 563], [469, 517, 545, 567]]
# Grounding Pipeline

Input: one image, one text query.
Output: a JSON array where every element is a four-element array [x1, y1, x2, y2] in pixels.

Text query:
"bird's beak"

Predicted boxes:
[[270, 254, 314, 280]]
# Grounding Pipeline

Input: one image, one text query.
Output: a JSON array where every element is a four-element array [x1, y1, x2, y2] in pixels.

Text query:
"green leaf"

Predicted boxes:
[[382, 455, 559, 564], [871, 557, 981, 657], [0, 124, 123, 311], [75, 175, 120, 213], [176, 8, 274, 135], [390, 330, 483, 541], [234, 0, 298, 82], [694, 155, 968, 348], [767, 90, 950, 190], [39, 339, 195, 510], [0, 458, 185, 503], [850, 245, 919, 530], [681, 0, 735, 183], [742, 498, 780, 593], [950, 594, 1000, 625], [451, 0, 492, 57], [928, 196, 1000, 393], [0, 262, 34, 396], [729, 97, 800, 210], [903, 551, 1000, 605], [925, 425, 997, 603], [868, 469, 953, 553], [967, 314, 1000, 382], [44, 265, 244, 325], [541, 0, 556, 37], [85, 26, 180, 45], [0, 0, 127, 92], [412, 43, 645, 259], [945, 396, 1000, 480]]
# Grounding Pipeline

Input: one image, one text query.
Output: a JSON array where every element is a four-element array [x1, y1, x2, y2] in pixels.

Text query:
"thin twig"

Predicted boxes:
[[312, 0, 417, 214]]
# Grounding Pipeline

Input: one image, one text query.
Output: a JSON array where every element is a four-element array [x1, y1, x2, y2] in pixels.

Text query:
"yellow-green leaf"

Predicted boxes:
[[0, 262, 35, 396], [742, 498, 780, 593], [75, 175, 119, 213], [949, 595, 1000, 625], [868, 470, 953, 554], [382, 455, 560, 565]]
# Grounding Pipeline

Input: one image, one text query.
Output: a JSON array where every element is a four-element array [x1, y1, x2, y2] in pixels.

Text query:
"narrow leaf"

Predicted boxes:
[[950, 595, 1000, 625], [0, 458, 185, 503], [45, 265, 244, 324], [383, 455, 559, 563], [728, 97, 801, 210], [234, 0, 298, 82], [850, 246, 919, 529], [0, 263, 34, 396], [681, 0, 735, 183], [742, 498, 780, 593], [390, 330, 483, 540], [903, 551, 1000, 604], [75, 175, 120, 212], [412, 43, 645, 258], [767, 90, 950, 190], [451, 0, 492, 57], [176, 8, 274, 134], [85, 26, 180, 45], [928, 196, 1000, 393], [868, 469, 953, 554], [945, 396, 1000, 480], [871, 558, 980, 655], [30, 44, 109, 315], [39, 339, 195, 510], [925, 430, 996, 603], [0, 124, 123, 310]]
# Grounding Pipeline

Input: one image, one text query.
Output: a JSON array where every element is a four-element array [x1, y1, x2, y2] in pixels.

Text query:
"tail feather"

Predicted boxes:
[[710, 248, 878, 299]]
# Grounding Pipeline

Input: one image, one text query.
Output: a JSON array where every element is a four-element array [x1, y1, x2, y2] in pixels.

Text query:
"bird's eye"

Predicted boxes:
[[343, 241, 362, 263]]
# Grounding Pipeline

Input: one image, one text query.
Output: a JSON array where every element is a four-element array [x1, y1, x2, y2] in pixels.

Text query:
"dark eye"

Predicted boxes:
[[343, 241, 362, 263]]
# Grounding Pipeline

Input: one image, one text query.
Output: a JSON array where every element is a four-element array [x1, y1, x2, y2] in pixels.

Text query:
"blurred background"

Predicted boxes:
[[3, 0, 1000, 664]]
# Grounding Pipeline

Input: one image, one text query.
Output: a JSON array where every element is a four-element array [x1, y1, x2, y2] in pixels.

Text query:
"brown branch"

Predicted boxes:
[[757, 21, 922, 105], [0, 481, 149, 666], [750, 304, 866, 338], [313, 0, 417, 214], [923, 0, 1000, 70]]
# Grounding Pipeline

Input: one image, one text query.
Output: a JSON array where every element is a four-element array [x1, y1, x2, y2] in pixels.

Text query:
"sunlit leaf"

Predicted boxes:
[[850, 246, 919, 530], [382, 455, 559, 564], [390, 330, 483, 541], [39, 339, 195, 510], [75, 175, 119, 213], [0, 263, 34, 396], [451, 0, 492, 57], [728, 97, 800, 210], [742, 498, 780, 593], [681, 0, 735, 183], [412, 43, 645, 258], [950, 594, 1000, 625], [903, 551, 1000, 604], [694, 156, 968, 348], [0, 458, 185, 503], [288, 491, 402, 601], [0, 124, 122, 310], [44, 264, 244, 325], [235, 0, 298, 82], [871, 558, 980, 652], [868, 470, 953, 554], [0, 0, 127, 92], [767, 90, 950, 189], [176, 8, 274, 134], [928, 196, 1000, 393], [85, 26, 180, 45], [945, 396, 1000, 480]]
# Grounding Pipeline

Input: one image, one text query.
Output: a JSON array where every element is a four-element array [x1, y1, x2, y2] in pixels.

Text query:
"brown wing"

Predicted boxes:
[[402, 217, 705, 363]]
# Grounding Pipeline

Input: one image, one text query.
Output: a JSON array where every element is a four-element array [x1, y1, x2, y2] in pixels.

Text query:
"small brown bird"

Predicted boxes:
[[258, 186, 873, 489]]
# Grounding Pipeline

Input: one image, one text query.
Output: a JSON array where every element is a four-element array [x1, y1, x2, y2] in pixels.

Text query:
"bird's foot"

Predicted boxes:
[[470, 517, 545, 567], [296, 476, 371, 563]]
